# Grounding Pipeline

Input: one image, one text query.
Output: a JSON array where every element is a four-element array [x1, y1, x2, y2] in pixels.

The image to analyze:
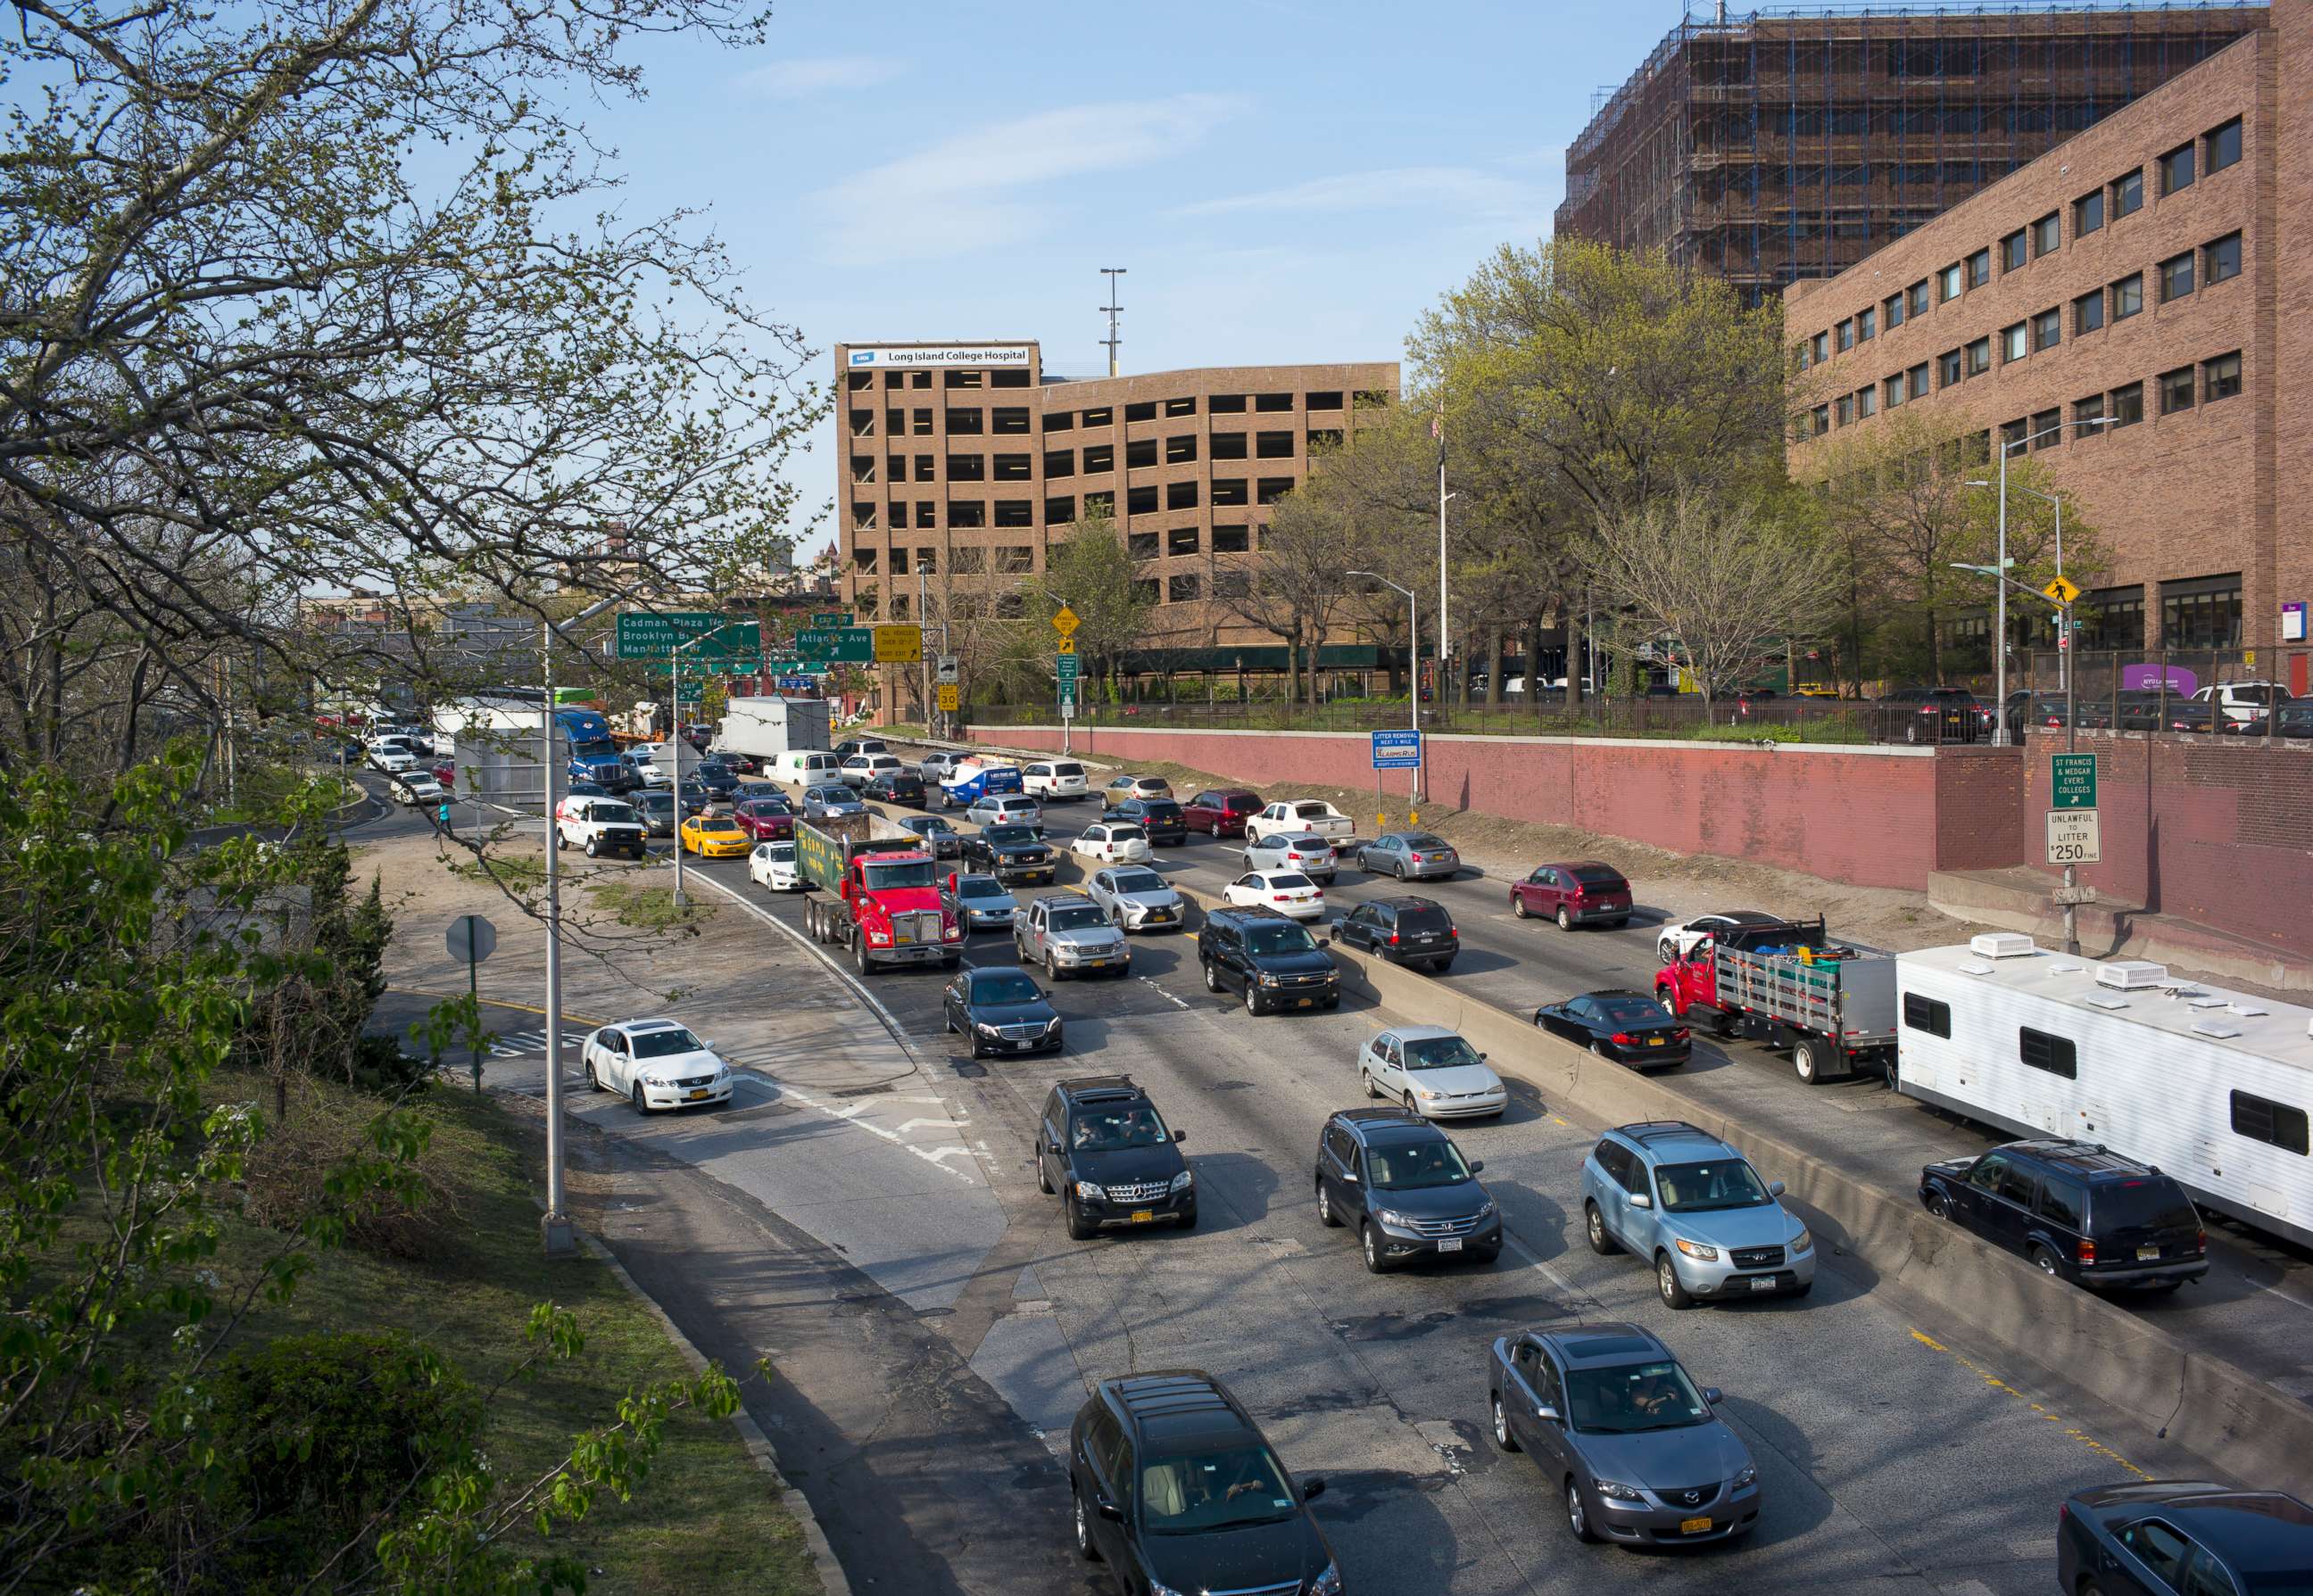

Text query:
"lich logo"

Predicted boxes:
[[850, 349, 876, 365]]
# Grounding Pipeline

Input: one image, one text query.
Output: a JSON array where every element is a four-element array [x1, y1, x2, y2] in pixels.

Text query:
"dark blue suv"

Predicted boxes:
[[1314, 1106, 1499, 1271]]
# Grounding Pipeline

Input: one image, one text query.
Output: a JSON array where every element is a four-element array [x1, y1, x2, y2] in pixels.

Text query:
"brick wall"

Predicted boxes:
[[1933, 747, 2027, 871]]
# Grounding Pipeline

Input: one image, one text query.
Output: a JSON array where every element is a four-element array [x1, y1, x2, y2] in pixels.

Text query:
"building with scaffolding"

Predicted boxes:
[[1556, 2, 2270, 304]]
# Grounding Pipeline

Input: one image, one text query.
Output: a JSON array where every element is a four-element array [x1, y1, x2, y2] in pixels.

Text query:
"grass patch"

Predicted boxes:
[[207, 1080, 818, 1594], [449, 852, 548, 892], [1684, 717, 1868, 744], [585, 879, 718, 931]]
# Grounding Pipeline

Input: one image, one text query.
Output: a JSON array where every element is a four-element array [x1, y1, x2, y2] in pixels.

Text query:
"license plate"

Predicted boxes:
[[1084, 957, 1110, 967], [1437, 1237, 1463, 1253], [1296, 996, 1314, 1008], [1130, 1210, 1155, 1224], [1647, 1037, 1665, 1046], [1010, 1040, 1032, 1051], [1680, 1517, 1713, 1534], [2137, 1245, 2160, 1261], [687, 1088, 710, 1101], [1750, 1277, 1777, 1291]]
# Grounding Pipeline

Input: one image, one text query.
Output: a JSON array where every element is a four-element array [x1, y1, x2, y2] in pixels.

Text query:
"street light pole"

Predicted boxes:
[[1971, 416, 2112, 745], [1350, 571, 1420, 804]]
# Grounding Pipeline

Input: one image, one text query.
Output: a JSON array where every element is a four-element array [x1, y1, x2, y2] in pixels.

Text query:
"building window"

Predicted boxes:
[[1082, 406, 1113, 426], [1208, 393, 1247, 414], [2203, 231, 2242, 285], [1044, 449, 1074, 479], [1858, 307, 1876, 342], [2075, 289, 2105, 335], [2033, 307, 2061, 351], [1306, 391, 1344, 410], [2032, 211, 2060, 256], [2114, 168, 2143, 218], [2111, 273, 2143, 321], [2030, 408, 2061, 451], [946, 453, 984, 482], [1811, 330, 1829, 364], [1909, 363, 1930, 400], [1212, 525, 1250, 553], [2230, 1090, 2309, 1156], [1836, 393, 1853, 426], [1856, 385, 1877, 418], [1165, 396, 1196, 418], [2111, 382, 2143, 427], [948, 500, 985, 528], [1126, 485, 1158, 516], [1082, 489, 1114, 516], [1123, 400, 1156, 423], [1885, 374, 1905, 410], [1967, 247, 1991, 288], [942, 370, 982, 389], [2205, 117, 2242, 175], [1045, 494, 1075, 524], [1939, 348, 1963, 387], [1167, 525, 1200, 557], [1908, 279, 1930, 318], [2078, 584, 2143, 649], [1811, 402, 1830, 434], [1255, 392, 1294, 412], [1210, 432, 1248, 459], [992, 452, 1032, 482], [2161, 574, 2241, 649], [1165, 572, 1201, 605], [2160, 252, 2194, 302], [2002, 229, 2027, 271], [2075, 188, 2104, 236], [991, 407, 1031, 434], [2160, 142, 2194, 195], [1836, 319, 1855, 352], [2160, 367, 2195, 416], [1965, 336, 1991, 376], [2074, 393, 2105, 432], [1307, 428, 1342, 450], [1125, 438, 1157, 468], [1126, 531, 1158, 560], [945, 408, 982, 435], [994, 546, 1035, 575], [1885, 292, 1905, 329], [915, 500, 936, 528], [911, 408, 934, 435], [2002, 323, 2028, 362], [1940, 262, 1965, 302], [1165, 480, 1198, 510], [1256, 431, 1295, 459], [1212, 478, 1248, 507], [850, 501, 875, 530], [2018, 1027, 2078, 1079], [1165, 434, 1198, 464], [1256, 476, 1295, 505], [1045, 410, 1074, 433], [2203, 351, 2242, 402], [1082, 443, 1115, 473], [2000, 418, 2027, 456]]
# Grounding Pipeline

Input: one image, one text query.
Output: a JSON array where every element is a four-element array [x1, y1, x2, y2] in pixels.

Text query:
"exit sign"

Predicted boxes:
[[2050, 753, 2097, 810]]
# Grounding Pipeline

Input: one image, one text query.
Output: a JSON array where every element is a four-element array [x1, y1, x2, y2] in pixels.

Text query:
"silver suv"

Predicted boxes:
[[1580, 1121, 1815, 1308], [1013, 892, 1131, 980]]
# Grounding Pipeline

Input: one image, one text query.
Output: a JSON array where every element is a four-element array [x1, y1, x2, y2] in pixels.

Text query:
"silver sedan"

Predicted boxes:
[[1242, 831, 1339, 883], [1357, 830, 1461, 881], [1084, 864, 1187, 932]]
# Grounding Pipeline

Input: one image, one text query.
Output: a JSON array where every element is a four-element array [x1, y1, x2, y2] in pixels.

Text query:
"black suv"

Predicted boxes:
[[1919, 1139, 2207, 1292], [865, 767, 927, 806], [1112, 795, 1187, 847], [1333, 896, 1457, 973], [1315, 1106, 1500, 1271], [1198, 906, 1339, 1014], [1034, 1076, 1195, 1237], [960, 823, 1055, 885], [1069, 1371, 1340, 1593]]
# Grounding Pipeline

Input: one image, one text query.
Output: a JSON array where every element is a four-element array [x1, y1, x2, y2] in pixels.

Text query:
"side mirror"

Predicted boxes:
[[1469, 1160, 1485, 1173], [1095, 1497, 1124, 1524], [1768, 1179, 1787, 1197], [1341, 1170, 1360, 1185], [1299, 1476, 1327, 1501], [1478, 1053, 1489, 1062], [1704, 1387, 1725, 1406], [1629, 1192, 1654, 1210], [1046, 1141, 1063, 1156], [1173, 1129, 1187, 1144], [1535, 1403, 1562, 1424]]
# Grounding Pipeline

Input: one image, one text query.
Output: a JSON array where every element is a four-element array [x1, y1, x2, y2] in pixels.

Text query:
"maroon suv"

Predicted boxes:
[[733, 796, 795, 841], [1182, 789, 1263, 838], [1510, 861, 1633, 930]]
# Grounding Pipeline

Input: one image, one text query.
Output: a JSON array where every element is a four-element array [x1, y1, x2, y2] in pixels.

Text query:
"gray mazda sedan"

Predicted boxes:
[[1488, 1322, 1761, 1548]]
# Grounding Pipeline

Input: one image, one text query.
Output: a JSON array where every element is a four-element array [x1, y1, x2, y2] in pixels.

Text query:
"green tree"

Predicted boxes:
[[1032, 509, 1156, 699]]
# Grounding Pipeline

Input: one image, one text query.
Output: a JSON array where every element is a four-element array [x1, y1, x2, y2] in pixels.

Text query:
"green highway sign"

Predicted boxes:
[[810, 611, 853, 626], [794, 626, 873, 663], [1056, 653, 1081, 682], [615, 611, 760, 660], [2050, 752, 2098, 810]]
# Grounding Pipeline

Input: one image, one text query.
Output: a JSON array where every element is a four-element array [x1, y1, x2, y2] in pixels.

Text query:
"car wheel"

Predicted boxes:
[[1072, 1486, 1101, 1562], [1243, 984, 1261, 1016], [1493, 1393, 1521, 1453], [631, 1083, 650, 1117], [1512, 893, 1530, 920], [1036, 1156, 1053, 1195], [1111, 906, 1125, 929], [1794, 1039, 1826, 1085], [1566, 1480, 1600, 1544], [1393, 860, 1407, 881], [1403, 1090, 1422, 1118], [584, 1056, 602, 1092], [1065, 1196, 1098, 1241], [1317, 1178, 1340, 1227], [1202, 961, 1220, 993], [1360, 1222, 1389, 1274], [2029, 1243, 2063, 1278], [1361, 1069, 1378, 1099], [1924, 1188, 1950, 1220], [584, 837, 599, 858], [555, 831, 567, 851], [1557, 905, 1573, 931], [1046, 952, 1060, 982], [1656, 1253, 1695, 1310], [1589, 1041, 1610, 1060], [1586, 1202, 1618, 1256]]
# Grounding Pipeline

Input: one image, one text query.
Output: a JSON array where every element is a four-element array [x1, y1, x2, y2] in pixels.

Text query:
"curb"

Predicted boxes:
[[571, 1226, 855, 1596]]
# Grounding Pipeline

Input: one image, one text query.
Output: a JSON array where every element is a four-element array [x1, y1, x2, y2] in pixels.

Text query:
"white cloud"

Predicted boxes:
[[740, 55, 906, 97], [811, 94, 1244, 265], [1177, 165, 1552, 221]]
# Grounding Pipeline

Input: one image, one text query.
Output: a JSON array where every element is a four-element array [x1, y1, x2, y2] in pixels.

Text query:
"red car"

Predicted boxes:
[[431, 761, 456, 789], [1509, 861, 1633, 930], [1181, 788, 1263, 838], [733, 796, 795, 840]]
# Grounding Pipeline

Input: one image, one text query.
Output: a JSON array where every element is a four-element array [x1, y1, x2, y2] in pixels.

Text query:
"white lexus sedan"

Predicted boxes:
[[749, 840, 802, 893], [1223, 870, 1327, 922], [1073, 822, 1152, 864], [580, 1018, 734, 1113]]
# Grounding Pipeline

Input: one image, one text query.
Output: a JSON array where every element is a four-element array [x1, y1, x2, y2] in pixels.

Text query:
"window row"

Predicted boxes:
[[845, 366, 1035, 392], [1803, 347, 2242, 444], [1125, 525, 1255, 559]]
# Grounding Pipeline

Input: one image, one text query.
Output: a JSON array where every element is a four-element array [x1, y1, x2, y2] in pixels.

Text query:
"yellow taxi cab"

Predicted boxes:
[[679, 814, 751, 858]]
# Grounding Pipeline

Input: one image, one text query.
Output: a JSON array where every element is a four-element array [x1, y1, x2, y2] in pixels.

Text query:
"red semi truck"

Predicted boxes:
[[797, 813, 963, 976]]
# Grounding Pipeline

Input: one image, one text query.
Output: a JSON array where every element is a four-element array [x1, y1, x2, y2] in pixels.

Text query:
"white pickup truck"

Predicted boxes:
[[555, 795, 650, 859], [1244, 798, 1355, 847]]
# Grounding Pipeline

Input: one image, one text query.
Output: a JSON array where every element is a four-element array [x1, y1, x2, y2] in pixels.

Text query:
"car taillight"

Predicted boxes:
[[1409, 853, 1424, 863], [2195, 1226, 2206, 1253], [1388, 933, 1399, 945], [1672, 1028, 1689, 1040], [1611, 1031, 1635, 1046], [1448, 927, 1458, 937], [2077, 1238, 2097, 1266]]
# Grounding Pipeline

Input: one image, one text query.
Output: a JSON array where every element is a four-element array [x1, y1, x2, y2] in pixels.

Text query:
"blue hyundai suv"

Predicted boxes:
[[1580, 1121, 1815, 1308]]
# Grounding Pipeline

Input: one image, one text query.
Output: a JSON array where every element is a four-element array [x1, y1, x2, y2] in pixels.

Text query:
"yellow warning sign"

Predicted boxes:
[[2042, 575, 2082, 606], [936, 684, 959, 712], [1056, 635, 1076, 655], [1051, 604, 1081, 636]]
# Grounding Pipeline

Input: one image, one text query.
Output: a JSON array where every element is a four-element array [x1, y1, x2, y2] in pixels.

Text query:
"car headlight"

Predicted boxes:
[[1258, 972, 1281, 986], [1074, 1181, 1106, 1203], [974, 1022, 1000, 1037], [1592, 1478, 1646, 1502], [643, 1073, 672, 1088], [1790, 1227, 1813, 1254], [1674, 1237, 1720, 1261], [1415, 1086, 1437, 1099], [1476, 1199, 1496, 1219], [1377, 1209, 1413, 1229], [1311, 1562, 1344, 1596], [1044, 1016, 1063, 1031], [1168, 1170, 1193, 1193], [866, 929, 891, 946], [1734, 1465, 1758, 1489]]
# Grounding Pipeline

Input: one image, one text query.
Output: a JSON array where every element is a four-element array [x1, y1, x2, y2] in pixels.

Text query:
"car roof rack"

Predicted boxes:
[[1110, 1372, 1235, 1422], [1620, 1120, 1713, 1145]]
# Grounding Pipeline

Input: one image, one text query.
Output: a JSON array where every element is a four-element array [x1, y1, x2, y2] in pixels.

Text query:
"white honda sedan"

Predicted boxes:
[[1223, 870, 1327, 922], [749, 840, 802, 893], [1073, 822, 1152, 864], [579, 1018, 734, 1113]]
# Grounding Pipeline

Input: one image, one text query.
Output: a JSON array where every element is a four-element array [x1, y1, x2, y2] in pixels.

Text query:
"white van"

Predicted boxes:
[[775, 748, 843, 786], [1021, 760, 1089, 801]]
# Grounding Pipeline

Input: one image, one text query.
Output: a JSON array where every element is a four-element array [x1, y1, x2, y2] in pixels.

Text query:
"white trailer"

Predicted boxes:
[[1895, 936, 2313, 1250], [714, 697, 831, 762]]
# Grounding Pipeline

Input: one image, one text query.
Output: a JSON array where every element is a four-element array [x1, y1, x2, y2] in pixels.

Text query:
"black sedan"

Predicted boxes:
[[960, 823, 1057, 885], [1112, 796, 1187, 846], [866, 768, 928, 806], [941, 965, 1063, 1058], [2059, 1480, 2313, 1596], [1534, 988, 1690, 1070]]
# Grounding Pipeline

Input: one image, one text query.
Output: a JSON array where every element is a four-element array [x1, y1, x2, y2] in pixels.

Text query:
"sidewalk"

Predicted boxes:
[[1930, 864, 2311, 994]]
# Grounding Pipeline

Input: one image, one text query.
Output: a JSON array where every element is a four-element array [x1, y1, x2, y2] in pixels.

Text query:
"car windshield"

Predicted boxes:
[[1563, 1360, 1711, 1435], [629, 1027, 705, 1059], [985, 826, 1038, 845], [971, 972, 1040, 1005], [912, 817, 953, 833], [1244, 923, 1317, 955], [638, 793, 671, 812], [1572, 868, 1627, 889], [1110, 869, 1165, 893], [956, 876, 1004, 898], [764, 843, 793, 859], [1047, 905, 1107, 932], [1140, 1445, 1297, 1534], [1053, 762, 1083, 777], [1365, 1138, 1472, 1190], [860, 859, 936, 890], [1108, 825, 1145, 840], [1405, 834, 1450, 850], [1654, 1160, 1771, 1211], [699, 819, 742, 835], [1596, 996, 1671, 1025], [1071, 1104, 1171, 1150], [1402, 1036, 1484, 1071], [1264, 873, 1314, 890], [2093, 1178, 2198, 1231], [593, 803, 639, 824], [1138, 800, 1181, 818]]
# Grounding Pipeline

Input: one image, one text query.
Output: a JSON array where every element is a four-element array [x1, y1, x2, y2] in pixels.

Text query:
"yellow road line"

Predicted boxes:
[[387, 988, 610, 1029], [1909, 1329, 2150, 1479]]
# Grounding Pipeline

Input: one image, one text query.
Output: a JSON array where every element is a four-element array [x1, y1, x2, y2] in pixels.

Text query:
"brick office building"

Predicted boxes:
[[1784, 0, 2310, 667], [834, 341, 1399, 710]]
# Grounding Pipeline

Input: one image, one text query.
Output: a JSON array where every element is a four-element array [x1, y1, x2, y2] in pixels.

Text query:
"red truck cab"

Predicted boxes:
[[844, 846, 961, 970], [1656, 943, 1720, 1020]]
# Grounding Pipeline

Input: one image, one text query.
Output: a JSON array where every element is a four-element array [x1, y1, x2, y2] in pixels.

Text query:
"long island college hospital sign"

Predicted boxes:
[[846, 344, 1032, 369]]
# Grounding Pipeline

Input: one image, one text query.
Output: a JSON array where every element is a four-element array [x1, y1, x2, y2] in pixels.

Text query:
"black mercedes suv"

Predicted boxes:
[[1069, 1370, 1342, 1594], [1034, 1076, 1194, 1238], [1198, 906, 1339, 1015]]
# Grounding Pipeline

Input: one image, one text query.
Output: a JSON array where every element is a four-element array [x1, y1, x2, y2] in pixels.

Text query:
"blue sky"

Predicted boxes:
[[606, 0, 1680, 556]]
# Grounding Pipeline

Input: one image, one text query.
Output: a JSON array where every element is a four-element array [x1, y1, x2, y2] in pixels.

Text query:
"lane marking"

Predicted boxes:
[[1908, 1330, 2150, 1479], [773, 1081, 977, 1186], [1136, 975, 1192, 1011], [896, 1117, 965, 1136]]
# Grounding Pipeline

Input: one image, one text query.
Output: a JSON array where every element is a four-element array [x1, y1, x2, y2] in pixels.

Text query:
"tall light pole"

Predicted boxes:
[[1349, 570, 1420, 803], [1099, 268, 1126, 377], [1972, 416, 2111, 746]]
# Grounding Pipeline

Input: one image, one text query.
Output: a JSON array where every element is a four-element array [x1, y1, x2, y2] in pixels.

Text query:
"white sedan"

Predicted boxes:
[[1357, 1025, 1507, 1120], [390, 773, 445, 807], [1223, 870, 1326, 922], [579, 1017, 734, 1113], [1242, 832, 1337, 883], [749, 840, 803, 892], [1072, 822, 1152, 864]]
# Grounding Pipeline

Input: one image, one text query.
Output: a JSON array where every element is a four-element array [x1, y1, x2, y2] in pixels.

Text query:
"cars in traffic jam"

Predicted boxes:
[[732, 794, 795, 840], [941, 870, 1018, 930], [1014, 892, 1132, 979], [1333, 895, 1457, 972], [677, 813, 751, 858], [942, 964, 1063, 1058], [1357, 1027, 1506, 1119], [1223, 869, 1327, 921], [747, 839, 802, 892], [1243, 831, 1339, 881], [1511, 861, 1633, 929], [896, 813, 961, 858], [1919, 1141, 2209, 1292], [1083, 865, 1185, 931], [1101, 773, 1173, 809], [1108, 794, 1186, 846], [1181, 787, 1263, 836], [1198, 906, 1340, 1013], [1582, 1123, 1815, 1306]]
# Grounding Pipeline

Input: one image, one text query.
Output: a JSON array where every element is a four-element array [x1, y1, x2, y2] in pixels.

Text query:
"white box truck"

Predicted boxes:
[[715, 697, 831, 764], [1895, 936, 2313, 1250]]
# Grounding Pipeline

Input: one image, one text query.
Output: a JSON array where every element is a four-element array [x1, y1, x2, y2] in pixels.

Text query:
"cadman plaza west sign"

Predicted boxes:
[[844, 344, 1032, 368]]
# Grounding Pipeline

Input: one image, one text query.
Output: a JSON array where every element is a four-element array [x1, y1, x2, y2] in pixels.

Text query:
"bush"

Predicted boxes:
[[239, 1081, 468, 1261]]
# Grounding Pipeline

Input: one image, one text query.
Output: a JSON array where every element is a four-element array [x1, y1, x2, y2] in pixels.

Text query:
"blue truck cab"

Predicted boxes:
[[556, 709, 634, 792], [939, 760, 1024, 811]]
